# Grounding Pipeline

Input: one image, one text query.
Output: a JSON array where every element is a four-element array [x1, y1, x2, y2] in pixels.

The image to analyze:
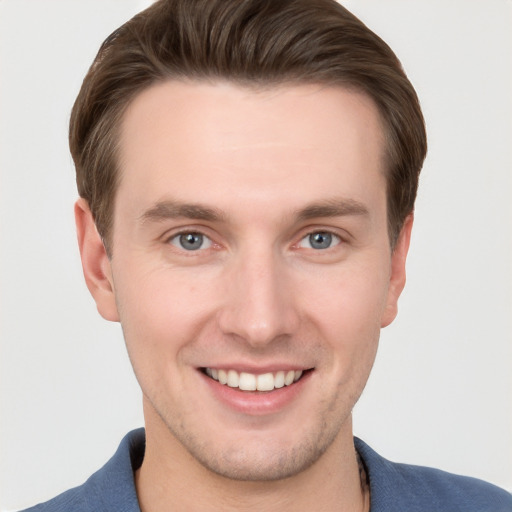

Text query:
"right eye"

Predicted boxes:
[[169, 232, 212, 251]]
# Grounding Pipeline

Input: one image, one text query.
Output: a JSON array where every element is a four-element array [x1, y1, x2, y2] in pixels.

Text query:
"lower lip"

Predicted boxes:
[[201, 370, 312, 416]]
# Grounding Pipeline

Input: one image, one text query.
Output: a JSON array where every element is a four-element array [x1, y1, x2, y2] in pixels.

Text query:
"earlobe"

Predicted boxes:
[[381, 214, 414, 328], [75, 199, 120, 322]]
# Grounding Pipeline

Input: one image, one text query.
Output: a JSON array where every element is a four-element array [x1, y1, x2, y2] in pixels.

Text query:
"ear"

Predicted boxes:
[[75, 198, 120, 322], [381, 214, 414, 328]]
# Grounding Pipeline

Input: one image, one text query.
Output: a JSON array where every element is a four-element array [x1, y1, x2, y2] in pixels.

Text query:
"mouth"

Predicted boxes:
[[201, 367, 310, 392]]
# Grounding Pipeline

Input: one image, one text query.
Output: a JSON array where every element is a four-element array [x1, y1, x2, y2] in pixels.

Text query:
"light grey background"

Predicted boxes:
[[1, 1, 511, 510]]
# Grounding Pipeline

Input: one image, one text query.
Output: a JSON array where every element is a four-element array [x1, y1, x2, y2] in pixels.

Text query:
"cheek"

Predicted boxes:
[[305, 262, 390, 333], [301, 262, 389, 377], [113, 268, 214, 369]]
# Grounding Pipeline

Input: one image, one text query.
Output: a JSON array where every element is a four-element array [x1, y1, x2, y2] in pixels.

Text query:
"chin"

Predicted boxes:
[[162, 408, 349, 482], [187, 436, 333, 482]]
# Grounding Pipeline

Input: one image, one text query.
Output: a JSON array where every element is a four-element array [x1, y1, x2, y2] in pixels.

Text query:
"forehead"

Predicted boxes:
[[116, 80, 386, 220]]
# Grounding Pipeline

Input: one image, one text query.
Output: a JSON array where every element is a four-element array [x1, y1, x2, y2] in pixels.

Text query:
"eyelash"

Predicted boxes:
[[165, 227, 345, 254]]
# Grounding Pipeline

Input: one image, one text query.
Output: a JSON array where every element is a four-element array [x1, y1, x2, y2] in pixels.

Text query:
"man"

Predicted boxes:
[[18, 0, 512, 511]]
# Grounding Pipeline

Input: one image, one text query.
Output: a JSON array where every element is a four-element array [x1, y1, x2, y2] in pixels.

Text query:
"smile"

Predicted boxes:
[[203, 368, 305, 391]]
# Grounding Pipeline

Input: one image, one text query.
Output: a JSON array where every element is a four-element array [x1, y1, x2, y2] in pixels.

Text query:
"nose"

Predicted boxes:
[[217, 248, 299, 348]]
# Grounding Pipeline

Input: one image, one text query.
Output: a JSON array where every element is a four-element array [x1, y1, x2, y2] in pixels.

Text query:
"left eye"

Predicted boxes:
[[298, 231, 341, 250], [169, 232, 212, 251]]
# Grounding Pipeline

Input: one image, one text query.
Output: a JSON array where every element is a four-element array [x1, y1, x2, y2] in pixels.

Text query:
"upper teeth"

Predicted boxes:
[[205, 368, 303, 391]]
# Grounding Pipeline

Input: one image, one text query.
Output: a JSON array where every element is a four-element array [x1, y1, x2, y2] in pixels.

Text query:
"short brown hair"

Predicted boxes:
[[70, 0, 427, 254]]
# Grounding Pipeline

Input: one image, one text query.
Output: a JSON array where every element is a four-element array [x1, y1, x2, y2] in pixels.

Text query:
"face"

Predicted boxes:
[[77, 81, 411, 481]]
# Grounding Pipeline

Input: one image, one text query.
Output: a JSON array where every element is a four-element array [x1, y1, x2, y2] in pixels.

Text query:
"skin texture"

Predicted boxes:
[[75, 81, 412, 511]]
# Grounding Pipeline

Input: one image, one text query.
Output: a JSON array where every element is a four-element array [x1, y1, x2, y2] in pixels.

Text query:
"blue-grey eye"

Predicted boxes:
[[170, 232, 212, 251], [299, 231, 340, 250]]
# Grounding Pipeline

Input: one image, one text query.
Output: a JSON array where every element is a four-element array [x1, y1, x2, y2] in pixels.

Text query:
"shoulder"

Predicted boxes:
[[20, 486, 88, 512], [355, 437, 512, 512], [18, 429, 145, 512]]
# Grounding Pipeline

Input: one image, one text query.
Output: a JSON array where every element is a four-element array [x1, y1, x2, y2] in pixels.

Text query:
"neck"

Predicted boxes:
[[136, 408, 366, 512]]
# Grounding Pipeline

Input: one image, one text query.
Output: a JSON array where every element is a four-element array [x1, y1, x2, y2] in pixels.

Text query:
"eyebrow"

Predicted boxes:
[[295, 198, 369, 222], [138, 197, 369, 225], [139, 200, 226, 224]]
